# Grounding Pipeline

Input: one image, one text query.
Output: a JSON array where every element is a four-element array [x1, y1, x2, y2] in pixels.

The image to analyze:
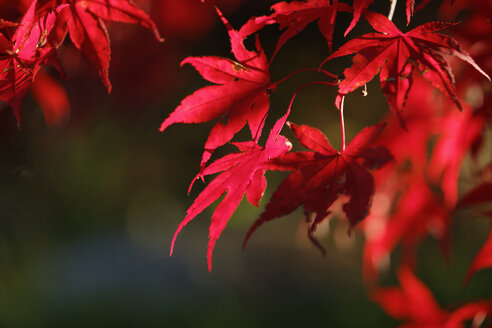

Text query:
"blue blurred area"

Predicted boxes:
[[0, 225, 395, 327]]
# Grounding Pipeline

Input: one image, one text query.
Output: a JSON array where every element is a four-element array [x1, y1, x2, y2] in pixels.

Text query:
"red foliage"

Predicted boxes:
[[31, 69, 70, 126], [157, 0, 491, 322], [170, 109, 292, 271], [0, 0, 65, 122], [244, 122, 392, 252], [322, 11, 489, 121], [160, 8, 274, 169], [2, 0, 492, 324], [0, 0, 162, 124], [372, 266, 492, 328], [243, 0, 351, 59]]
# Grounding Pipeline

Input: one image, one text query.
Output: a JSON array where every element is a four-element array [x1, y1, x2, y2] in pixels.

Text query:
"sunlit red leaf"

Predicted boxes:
[[49, 0, 163, 92], [322, 11, 490, 122], [406, 0, 415, 25], [160, 8, 273, 169], [246, 0, 351, 60], [344, 0, 372, 36], [0, 0, 66, 122], [170, 110, 292, 271]]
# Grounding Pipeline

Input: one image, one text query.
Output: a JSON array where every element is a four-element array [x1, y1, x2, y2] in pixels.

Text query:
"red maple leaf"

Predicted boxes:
[[458, 184, 492, 284], [372, 266, 447, 324], [372, 265, 492, 327], [0, 20, 18, 29], [362, 177, 450, 281], [360, 76, 484, 281], [160, 8, 274, 169], [169, 110, 292, 271], [41, 0, 163, 92], [464, 213, 492, 285], [246, 0, 351, 60], [428, 107, 485, 208], [244, 121, 392, 250], [31, 69, 70, 126], [322, 11, 490, 122], [345, 0, 372, 36], [344, 0, 422, 43], [0, 0, 66, 122]]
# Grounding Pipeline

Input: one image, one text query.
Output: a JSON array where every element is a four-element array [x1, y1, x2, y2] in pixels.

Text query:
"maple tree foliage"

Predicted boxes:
[[1, 0, 492, 325], [243, 121, 393, 252], [0, 0, 162, 125], [321, 10, 490, 121], [159, 8, 274, 169], [170, 108, 292, 271], [372, 265, 492, 327], [240, 0, 351, 59], [157, 0, 491, 324]]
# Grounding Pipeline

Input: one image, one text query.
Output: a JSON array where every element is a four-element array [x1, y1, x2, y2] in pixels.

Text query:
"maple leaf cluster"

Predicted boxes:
[[160, 0, 492, 325], [1, 0, 491, 325], [0, 0, 162, 125]]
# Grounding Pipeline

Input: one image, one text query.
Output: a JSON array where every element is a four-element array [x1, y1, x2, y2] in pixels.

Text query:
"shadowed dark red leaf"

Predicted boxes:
[[458, 183, 492, 208], [0, 19, 18, 28], [243, 122, 392, 249]]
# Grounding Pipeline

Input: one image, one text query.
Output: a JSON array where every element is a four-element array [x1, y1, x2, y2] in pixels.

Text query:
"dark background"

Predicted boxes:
[[0, 0, 490, 326]]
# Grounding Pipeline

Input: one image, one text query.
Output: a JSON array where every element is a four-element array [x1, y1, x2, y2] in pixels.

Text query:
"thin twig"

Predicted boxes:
[[339, 95, 346, 152], [388, 0, 398, 21]]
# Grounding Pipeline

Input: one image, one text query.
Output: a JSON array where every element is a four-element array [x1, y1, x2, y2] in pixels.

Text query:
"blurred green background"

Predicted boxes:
[[0, 1, 490, 327]]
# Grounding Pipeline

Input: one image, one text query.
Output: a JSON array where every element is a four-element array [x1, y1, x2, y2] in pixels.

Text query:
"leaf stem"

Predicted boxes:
[[272, 68, 338, 87], [362, 83, 368, 96], [286, 81, 339, 111], [339, 95, 346, 152], [388, 0, 398, 21]]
